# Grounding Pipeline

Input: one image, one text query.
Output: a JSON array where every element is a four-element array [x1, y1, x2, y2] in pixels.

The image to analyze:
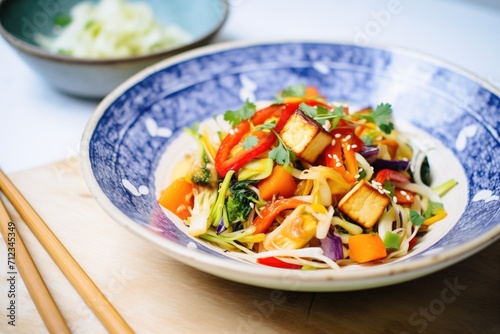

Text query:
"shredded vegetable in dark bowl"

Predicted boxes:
[[81, 41, 500, 291]]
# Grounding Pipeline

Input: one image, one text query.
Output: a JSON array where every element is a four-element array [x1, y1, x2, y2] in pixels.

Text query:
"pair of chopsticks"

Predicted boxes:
[[0, 169, 134, 333]]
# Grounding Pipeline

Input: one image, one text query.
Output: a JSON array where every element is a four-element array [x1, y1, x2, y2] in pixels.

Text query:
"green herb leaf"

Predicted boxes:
[[269, 146, 290, 165], [223, 99, 256, 127], [355, 103, 394, 134], [268, 130, 295, 165], [372, 103, 394, 134], [299, 102, 318, 118], [255, 121, 276, 131], [383, 180, 395, 198], [242, 135, 258, 149], [300, 103, 345, 126], [410, 209, 425, 227], [280, 83, 306, 98]]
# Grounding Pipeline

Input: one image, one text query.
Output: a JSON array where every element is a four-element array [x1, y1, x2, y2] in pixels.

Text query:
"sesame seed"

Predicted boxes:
[[354, 174, 360, 179], [345, 135, 352, 141], [406, 195, 411, 201], [229, 129, 235, 135], [346, 144, 351, 151], [336, 162, 342, 167], [393, 196, 398, 203], [351, 144, 357, 149], [400, 190, 407, 196], [335, 133, 341, 138], [331, 139, 336, 146], [327, 154, 333, 159], [323, 120, 332, 131], [333, 154, 339, 160]]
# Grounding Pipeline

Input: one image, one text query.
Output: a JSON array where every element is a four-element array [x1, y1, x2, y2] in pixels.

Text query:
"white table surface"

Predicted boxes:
[[1, 0, 499, 174]]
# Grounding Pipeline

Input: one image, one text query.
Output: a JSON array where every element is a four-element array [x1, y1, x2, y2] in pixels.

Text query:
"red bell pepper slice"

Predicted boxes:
[[394, 187, 415, 204], [257, 257, 302, 269], [214, 101, 320, 177], [374, 169, 410, 185], [324, 126, 364, 183], [252, 198, 308, 234], [408, 236, 418, 250]]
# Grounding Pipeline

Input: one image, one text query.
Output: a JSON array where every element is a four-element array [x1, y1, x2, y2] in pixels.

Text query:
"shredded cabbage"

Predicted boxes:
[[36, 0, 192, 58]]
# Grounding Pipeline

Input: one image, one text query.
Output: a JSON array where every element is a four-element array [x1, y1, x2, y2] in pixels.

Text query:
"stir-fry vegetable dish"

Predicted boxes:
[[159, 84, 457, 270]]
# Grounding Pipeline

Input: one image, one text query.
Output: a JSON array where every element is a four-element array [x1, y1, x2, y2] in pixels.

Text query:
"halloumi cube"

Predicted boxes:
[[338, 180, 390, 229], [280, 110, 333, 163]]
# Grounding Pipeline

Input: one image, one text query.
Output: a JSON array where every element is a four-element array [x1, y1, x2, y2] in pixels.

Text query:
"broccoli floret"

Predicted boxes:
[[185, 125, 217, 187], [191, 151, 215, 186], [226, 181, 258, 223]]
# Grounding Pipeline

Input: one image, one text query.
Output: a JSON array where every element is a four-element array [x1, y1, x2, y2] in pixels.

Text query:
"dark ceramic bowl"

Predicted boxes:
[[0, 0, 228, 98]]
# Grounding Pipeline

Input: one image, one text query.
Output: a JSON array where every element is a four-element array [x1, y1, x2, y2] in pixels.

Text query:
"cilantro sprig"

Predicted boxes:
[[355, 103, 394, 134], [242, 121, 277, 150], [240, 123, 294, 166], [242, 135, 258, 149], [255, 121, 276, 131], [275, 83, 306, 103], [268, 129, 295, 165], [223, 99, 256, 127], [299, 102, 345, 127]]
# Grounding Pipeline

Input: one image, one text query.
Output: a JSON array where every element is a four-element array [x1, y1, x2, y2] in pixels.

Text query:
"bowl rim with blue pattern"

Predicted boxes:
[[81, 40, 500, 292]]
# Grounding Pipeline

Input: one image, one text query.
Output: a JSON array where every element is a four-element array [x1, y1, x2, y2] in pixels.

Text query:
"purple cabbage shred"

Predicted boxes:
[[372, 159, 410, 173], [319, 227, 344, 261]]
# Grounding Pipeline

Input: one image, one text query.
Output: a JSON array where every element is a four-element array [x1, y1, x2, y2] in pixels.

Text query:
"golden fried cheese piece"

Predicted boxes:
[[280, 109, 333, 164], [338, 180, 390, 228]]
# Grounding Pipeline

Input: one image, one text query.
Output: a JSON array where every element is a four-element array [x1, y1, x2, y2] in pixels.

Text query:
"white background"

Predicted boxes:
[[1, 0, 499, 173]]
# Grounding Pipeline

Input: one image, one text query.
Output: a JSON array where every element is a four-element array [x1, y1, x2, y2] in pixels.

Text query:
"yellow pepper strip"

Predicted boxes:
[[423, 209, 448, 226], [200, 131, 218, 162], [311, 203, 327, 214]]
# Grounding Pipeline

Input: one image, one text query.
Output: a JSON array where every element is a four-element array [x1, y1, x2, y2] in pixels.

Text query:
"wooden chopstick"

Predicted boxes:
[[0, 197, 71, 333], [0, 169, 134, 334]]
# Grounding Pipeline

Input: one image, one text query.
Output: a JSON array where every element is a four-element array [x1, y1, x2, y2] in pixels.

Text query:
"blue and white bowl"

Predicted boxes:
[[81, 41, 500, 291]]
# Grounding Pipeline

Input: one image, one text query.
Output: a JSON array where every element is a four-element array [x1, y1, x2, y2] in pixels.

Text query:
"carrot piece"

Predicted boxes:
[[158, 177, 194, 220], [304, 86, 321, 99], [252, 198, 308, 234], [394, 187, 415, 204], [258, 165, 297, 201], [348, 233, 387, 263]]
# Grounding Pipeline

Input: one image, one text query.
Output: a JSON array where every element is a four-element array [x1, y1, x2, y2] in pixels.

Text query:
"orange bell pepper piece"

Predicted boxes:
[[348, 233, 387, 263], [257, 165, 297, 201], [158, 177, 194, 220]]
